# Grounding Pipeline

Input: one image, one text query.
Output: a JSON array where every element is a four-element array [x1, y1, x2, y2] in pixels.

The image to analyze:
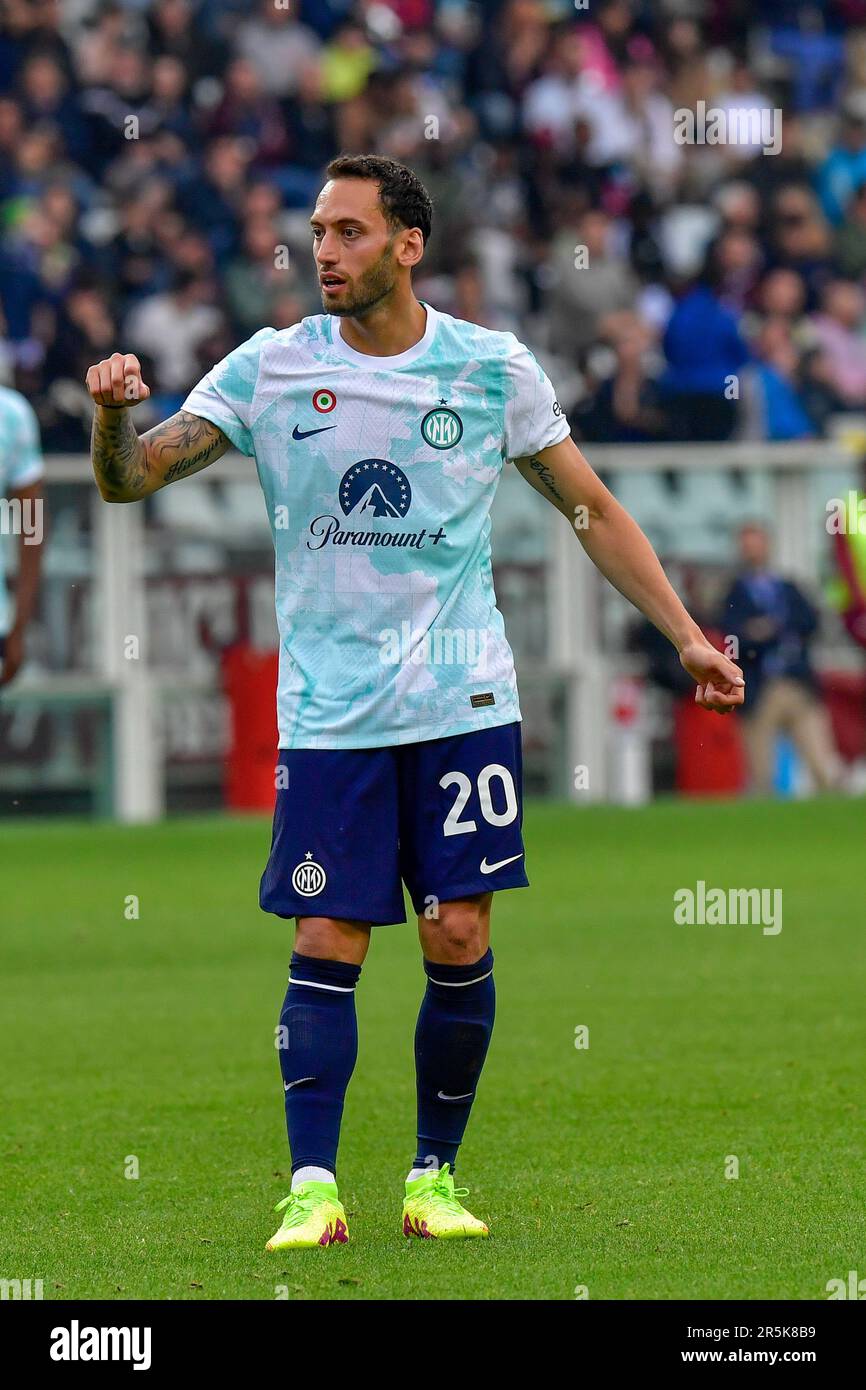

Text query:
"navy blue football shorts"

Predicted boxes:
[[259, 721, 529, 925]]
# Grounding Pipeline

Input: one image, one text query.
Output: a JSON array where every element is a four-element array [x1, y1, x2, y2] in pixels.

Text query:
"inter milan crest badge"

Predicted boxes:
[[292, 854, 327, 896], [421, 403, 463, 449]]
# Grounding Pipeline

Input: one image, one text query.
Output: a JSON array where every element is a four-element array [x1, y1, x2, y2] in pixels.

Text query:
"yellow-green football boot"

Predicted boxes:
[[402, 1163, 489, 1240], [265, 1181, 348, 1251]]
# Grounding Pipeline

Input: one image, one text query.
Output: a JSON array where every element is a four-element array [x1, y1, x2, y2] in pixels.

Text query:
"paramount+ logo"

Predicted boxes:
[[307, 459, 447, 552]]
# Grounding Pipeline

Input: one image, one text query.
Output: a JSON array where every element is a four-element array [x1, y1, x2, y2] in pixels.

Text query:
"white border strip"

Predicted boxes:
[[288, 975, 356, 993], [427, 969, 493, 987]]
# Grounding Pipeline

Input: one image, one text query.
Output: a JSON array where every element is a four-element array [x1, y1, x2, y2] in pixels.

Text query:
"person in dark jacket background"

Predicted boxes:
[[723, 521, 841, 792], [658, 244, 751, 442]]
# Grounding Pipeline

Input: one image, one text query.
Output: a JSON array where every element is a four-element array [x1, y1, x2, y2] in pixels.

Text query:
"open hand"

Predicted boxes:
[[679, 641, 745, 715]]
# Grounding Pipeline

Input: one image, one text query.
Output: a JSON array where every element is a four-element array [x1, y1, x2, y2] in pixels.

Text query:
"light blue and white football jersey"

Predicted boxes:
[[182, 302, 569, 749], [0, 386, 44, 638]]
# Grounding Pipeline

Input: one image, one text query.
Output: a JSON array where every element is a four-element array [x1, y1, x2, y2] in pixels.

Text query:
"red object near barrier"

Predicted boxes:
[[673, 693, 747, 796], [819, 670, 866, 762], [221, 643, 279, 812]]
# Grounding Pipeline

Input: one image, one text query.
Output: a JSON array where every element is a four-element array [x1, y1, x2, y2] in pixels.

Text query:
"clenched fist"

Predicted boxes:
[[86, 352, 151, 408]]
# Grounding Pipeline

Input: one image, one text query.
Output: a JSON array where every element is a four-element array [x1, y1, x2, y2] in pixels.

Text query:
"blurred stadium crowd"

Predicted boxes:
[[4, 0, 866, 450]]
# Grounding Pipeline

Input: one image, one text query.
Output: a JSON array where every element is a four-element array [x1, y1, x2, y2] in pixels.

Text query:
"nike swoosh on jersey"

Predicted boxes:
[[292, 423, 336, 440], [479, 853, 524, 874]]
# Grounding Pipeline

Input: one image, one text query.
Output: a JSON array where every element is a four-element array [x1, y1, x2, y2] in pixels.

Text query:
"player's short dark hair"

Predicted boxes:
[[324, 154, 433, 248]]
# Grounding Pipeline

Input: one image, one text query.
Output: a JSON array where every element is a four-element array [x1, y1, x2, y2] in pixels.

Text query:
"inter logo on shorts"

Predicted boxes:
[[312, 389, 336, 414], [292, 854, 327, 896], [421, 406, 463, 449]]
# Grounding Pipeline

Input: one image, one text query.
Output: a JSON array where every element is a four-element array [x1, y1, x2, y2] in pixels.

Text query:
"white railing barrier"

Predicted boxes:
[[5, 442, 856, 818]]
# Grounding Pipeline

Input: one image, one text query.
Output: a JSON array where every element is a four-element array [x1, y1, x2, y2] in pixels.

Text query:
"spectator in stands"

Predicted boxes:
[[123, 267, 224, 400], [712, 227, 765, 315], [764, 6, 844, 113], [174, 136, 250, 264], [74, 3, 129, 88], [753, 268, 808, 337], [102, 193, 171, 306], [737, 318, 816, 441], [662, 15, 720, 116], [235, 0, 321, 100], [224, 217, 299, 334], [809, 279, 866, 408], [37, 279, 128, 449], [571, 41, 683, 200], [0, 0, 71, 77], [296, 0, 357, 42], [575, 315, 668, 444], [658, 248, 750, 441], [714, 61, 778, 170], [546, 206, 638, 360], [79, 45, 161, 175], [798, 343, 850, 431], [401, 145, 474, 280], [7, 122, 71, 207], [715, 180, 762, 236], [18, 51, 91, 165], [147, 0, 229, 85], [833, 179, 866, 279], [745, 111, 815, 203], [281, 62, 338, 194], [723, 522, 842, 793], [166, 227, 217, 279], [466, 0, 551, 142], [767, 184, 834, 302], [625, 189, 666, 289], [203, 57, 291, 168], [816, 97, 866, 225], [5, 187, 84, 310], [0, 96, 24, 201], [576, 0, 635, 91], [521, 23, 585, 162], [150, 54, 196, 146], [319, 18, 378, 104]]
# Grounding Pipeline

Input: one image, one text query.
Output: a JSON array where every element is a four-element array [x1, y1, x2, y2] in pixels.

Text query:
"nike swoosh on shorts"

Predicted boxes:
[[479, 853, 524, 874]]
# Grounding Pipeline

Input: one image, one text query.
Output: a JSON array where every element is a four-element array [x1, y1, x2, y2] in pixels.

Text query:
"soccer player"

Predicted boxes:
[[87, 154, 744, 1249], [0, 386, 44, 690]]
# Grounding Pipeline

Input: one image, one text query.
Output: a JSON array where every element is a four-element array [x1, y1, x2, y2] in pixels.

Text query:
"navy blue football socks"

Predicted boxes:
[[278, 948, 495, 1178], [277, 952, 361, 1175], [413, 948, 495, 1172]]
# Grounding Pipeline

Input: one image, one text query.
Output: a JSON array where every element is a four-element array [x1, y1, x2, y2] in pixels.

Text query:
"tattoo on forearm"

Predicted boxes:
[[148, 411, 225, 483], [528, 456, 565, 504], [93, 409, 225, 498], [163, 447, 219, 482], [91, 405, 148, 499]]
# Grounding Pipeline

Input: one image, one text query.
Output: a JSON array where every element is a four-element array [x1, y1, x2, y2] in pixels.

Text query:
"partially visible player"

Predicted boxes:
[[86, 155, 744, 1251], [0, 385, 45, 689]]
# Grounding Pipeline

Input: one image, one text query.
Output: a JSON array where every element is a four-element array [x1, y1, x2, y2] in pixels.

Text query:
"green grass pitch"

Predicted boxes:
[[2, 797, 864, 1301]]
